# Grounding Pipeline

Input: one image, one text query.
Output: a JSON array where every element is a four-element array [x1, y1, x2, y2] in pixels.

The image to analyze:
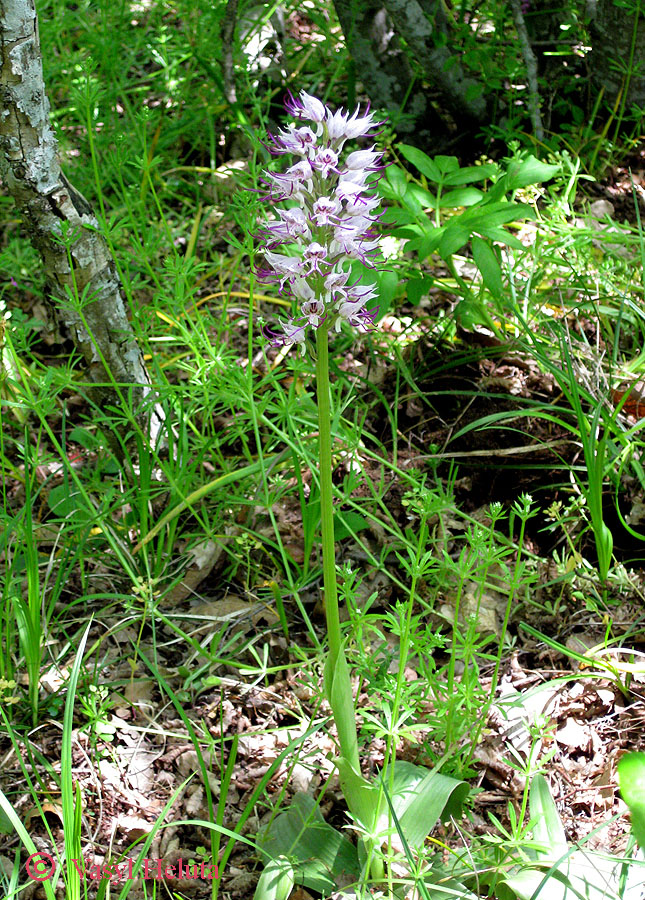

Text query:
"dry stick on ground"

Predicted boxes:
[[0, 0, 164, 447], [510, 0, 544, 142]]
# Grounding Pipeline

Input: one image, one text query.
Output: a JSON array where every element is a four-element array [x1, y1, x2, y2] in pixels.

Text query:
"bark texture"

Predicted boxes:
[[588, 0, 645, 108], [333, 0, 489, 147], [0, 0, 162, 442]]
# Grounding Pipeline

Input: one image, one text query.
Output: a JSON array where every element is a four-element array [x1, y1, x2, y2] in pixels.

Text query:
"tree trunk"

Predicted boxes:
[[0, 0, 163, 445], [333, 0, 489, 148], [588, 0, 645, 109]]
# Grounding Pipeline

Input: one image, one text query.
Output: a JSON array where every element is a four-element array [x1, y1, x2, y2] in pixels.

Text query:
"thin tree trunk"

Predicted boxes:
[[332, 0, 445, 147], [0, 0, 163, 445], [510, 0, 544, 140], [588, 0, 645, 109], [382, 0, 487, 125], [333, 0, 489, 147]]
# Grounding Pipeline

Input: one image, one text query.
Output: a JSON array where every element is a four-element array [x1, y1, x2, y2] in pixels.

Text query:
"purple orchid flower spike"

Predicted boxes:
[[257, 90, 385, 354]]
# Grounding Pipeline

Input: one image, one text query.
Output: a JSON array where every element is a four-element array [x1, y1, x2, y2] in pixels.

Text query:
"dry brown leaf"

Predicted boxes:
[[556, 717, 592, 751], [166, 539, 223, 605]]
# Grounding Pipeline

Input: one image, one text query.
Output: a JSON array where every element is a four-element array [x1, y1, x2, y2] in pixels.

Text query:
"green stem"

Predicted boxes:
[[316, 324, 342, 671]]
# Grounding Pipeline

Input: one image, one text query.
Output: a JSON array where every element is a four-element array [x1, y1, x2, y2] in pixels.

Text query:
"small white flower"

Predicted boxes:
[[264, 250, 303, 284], [345, 147, 381, 170], [287, 90, 327, 123], [303, 241, 328, 274], [312, 196, 341, 226], [343, 194, 380, 217], [278, 207, 311, 238], [301, 299, 326, 327], [312, 147, 339, 178], [281, 319, 307, 352], [287, 159, 314, 183], [326, 106, 378, 142], [291, 277, 315, 302], [324, 267, 350, 299]]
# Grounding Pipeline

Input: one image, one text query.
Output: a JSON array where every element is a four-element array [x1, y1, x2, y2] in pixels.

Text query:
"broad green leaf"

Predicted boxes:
[[407, 277, 432, 305], [472, 236, 503, 299], [476, 226, 525, 249], [406, 183, 438, 208], [402, 185, 424, 215], [335, 511, 371, 543], [336, 757, 383, 833], [323, 646, 359, 767], [398, 144, 442, 182], [438, 187, 484, 207], [438, 224, 471, 257], [434, 155, 460, 175], [530, 774, 568, 857], [379, 208, 417, 226], [253, 856, 294, 900], [468, 203, 534, 226], [505, 155, 560, 190], [259, 794, 359, 894], [407, 226, 444, 259], [455, 299, 494, 328], [618, 752, 645, 849], [379, 760, 469, 848], [385, 164, 408, 199], [499, 850, 626, 900], [373, 269, 398, 318], [443, 164, 498, 186], [47, 484, 89, 519]]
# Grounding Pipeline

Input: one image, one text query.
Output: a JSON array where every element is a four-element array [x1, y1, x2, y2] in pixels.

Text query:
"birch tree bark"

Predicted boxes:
[[0, 0, 163, 445]]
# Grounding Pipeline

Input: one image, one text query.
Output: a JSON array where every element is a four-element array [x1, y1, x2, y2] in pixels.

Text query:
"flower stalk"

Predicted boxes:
[[315, 322, 342, 674]]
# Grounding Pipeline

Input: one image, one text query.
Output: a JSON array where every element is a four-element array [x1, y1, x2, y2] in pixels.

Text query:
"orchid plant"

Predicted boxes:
[[258, 84, 384, 844], [254, 92, 468, 899]]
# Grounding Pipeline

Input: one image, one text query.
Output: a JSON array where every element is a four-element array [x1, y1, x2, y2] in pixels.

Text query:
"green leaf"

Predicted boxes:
[[471, 236, 503, 299], [68, 426, 101, 449], [385, 164, 408, 199], [402, 185, 424, 215], [618, 752, 645, 849], [259, 794, 360, 894], [434, 155, 460, 175], [398, 144, 442, 182], [336, 757, 383, 833], [335, 511, 371, 543], [529, 774, 568, 857], [470, 202, 534, 226], [406, 183, 438, 208], [380, 208, 417, 226], [438, 224, 471, 257], [505, 155, 560, 190], [374, 269, 398, 318], [438, 187, 484, 207], [253, 856, 295, 900], [323, 646, 359, 767], [476, 226, 525, 249], [46, 484, 89, 519], [407, 225, 444, 260], [379, 760, 469, 848], [407, 277, 432, 305], [443, 164, 498, 186]]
